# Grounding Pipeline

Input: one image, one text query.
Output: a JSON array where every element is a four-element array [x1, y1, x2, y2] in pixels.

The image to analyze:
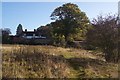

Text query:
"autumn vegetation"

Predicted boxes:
[[2, 44, 118, 78], [1, 3, 119, 78]]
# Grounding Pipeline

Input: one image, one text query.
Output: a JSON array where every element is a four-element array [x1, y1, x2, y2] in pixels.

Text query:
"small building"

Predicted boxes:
[[11, 29, 52, 45], [21, 29, 46, 39]]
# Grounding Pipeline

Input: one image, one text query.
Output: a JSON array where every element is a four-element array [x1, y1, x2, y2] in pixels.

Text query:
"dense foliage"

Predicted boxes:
[[50, 3, 90, 46], [1, 28, 11, 44], [86, 15, 119, 63], [37, 24, 52, 39]]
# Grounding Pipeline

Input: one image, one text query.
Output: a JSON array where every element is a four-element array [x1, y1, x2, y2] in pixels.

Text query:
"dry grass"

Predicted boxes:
[[2, 44, 118, 78]]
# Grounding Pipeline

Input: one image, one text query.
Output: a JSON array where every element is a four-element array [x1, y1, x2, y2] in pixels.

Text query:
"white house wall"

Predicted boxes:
[[23, 35, 46, 39]]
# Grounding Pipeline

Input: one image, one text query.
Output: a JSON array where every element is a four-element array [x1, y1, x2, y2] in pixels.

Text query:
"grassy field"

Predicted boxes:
[[2, 44, 118, 78]]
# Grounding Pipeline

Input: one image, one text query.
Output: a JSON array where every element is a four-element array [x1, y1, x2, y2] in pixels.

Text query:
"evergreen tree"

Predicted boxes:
[[16, 24, 23, 36]]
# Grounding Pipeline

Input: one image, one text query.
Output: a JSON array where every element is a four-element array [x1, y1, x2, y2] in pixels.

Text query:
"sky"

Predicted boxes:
[[2, 2, 118, 35]]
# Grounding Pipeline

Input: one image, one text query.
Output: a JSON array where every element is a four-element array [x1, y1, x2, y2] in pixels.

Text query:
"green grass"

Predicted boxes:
[[2, 44, 118, 78]]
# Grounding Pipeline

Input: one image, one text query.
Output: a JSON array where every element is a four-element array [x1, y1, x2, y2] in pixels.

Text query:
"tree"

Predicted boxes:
[[50, 3, 90, 45], [2, 28, 11, 35], [37, 24, 53, 39], [16, 24, 23, 36], [1, 28, 11, 44], [50, 21, 66, 46], [118, 21, 120, 63], [86, 14, 118, 63]]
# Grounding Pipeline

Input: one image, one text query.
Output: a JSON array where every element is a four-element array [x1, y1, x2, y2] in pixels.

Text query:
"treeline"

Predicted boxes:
[[1, 3, 120, 63]]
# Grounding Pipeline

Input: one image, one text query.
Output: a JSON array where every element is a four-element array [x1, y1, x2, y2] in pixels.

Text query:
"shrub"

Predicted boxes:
[[86, 14, 119, 63]]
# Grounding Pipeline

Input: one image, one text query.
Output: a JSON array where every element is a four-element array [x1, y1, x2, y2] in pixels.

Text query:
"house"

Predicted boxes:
[[11, 29, 52, 45], [21, 29, 46, 39]]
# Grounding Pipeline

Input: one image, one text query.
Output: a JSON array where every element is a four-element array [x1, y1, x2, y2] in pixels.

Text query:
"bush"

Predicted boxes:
[[52, 34, 66, 47], [86, 14, 118, 63]]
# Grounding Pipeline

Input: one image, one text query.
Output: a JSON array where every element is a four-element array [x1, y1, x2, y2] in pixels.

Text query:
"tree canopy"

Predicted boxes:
[[37, 24, 52, 38], [50, 3, 90, 46]]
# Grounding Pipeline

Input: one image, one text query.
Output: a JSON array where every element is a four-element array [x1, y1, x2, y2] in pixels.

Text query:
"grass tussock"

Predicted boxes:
[[2, 44, 118, 78]]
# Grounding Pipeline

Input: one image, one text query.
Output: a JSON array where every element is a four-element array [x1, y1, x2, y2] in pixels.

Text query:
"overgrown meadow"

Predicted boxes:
[[2, 44, 118, 78]]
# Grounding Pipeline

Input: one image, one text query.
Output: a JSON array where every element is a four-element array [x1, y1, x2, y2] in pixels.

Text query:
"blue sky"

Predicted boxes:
[[2, 2, 118, 35]]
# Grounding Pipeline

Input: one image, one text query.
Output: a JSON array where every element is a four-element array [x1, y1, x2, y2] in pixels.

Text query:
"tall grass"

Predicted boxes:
[[2, 44, 118, 78], [2, 45, 71, 78]]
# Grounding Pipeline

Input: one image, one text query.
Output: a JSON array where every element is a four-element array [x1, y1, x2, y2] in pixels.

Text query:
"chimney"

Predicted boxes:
[[34, 29, 36, 32], [25, 29, 27, 32]]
